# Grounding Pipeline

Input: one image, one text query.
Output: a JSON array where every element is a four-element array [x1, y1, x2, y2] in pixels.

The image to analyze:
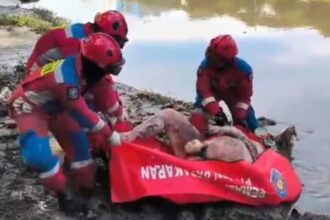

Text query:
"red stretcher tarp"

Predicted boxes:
[[110, 137, 302, 206]]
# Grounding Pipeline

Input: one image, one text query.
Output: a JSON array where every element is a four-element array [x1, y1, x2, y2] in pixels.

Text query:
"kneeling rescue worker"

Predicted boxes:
[[8, 33, 124, 213], [190, 34, 259, 135]]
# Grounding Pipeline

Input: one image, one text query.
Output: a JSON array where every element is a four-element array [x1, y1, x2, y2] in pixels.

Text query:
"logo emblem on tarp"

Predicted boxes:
[[270, 168, 288, 198]]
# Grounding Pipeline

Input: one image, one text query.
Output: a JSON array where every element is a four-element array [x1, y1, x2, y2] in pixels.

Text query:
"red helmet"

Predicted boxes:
[[81, 33, 124, 71], [94, 10, 128, 48], [207, 34, 238, 60]]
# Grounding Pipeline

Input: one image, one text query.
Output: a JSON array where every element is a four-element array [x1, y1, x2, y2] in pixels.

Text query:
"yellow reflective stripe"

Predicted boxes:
[[40, 60, 63, 77], [51, 23, 67, 30]]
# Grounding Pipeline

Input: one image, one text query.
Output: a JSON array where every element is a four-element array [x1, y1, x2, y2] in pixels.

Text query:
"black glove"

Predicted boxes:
[[214, 112, 229, 126]]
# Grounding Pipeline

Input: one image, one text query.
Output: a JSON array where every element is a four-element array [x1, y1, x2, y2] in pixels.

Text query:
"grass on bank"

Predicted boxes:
[[0, 8, 68, 33]]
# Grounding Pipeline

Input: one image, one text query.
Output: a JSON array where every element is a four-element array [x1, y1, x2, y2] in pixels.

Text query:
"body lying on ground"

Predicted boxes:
[[120, 108, 297, 163]]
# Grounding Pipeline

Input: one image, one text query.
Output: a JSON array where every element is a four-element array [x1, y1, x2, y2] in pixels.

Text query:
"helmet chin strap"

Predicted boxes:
[[81, 55, 106, 87], [91, 23, 101, 33]]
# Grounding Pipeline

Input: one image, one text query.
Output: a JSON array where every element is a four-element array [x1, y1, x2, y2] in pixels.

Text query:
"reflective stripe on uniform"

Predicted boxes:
[[24, 90, 54, 105], [54, 60, 65, 83], [201, 97, 216, 107], [39, 161, 60, 179], [64, 26, 73, 38], [236, 102, 249, 110], [90, 118, 105, 132], [71, 159, 93, 169]]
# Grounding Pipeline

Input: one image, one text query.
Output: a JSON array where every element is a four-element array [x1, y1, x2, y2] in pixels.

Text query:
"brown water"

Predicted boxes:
[[23, 0, 330, 215]]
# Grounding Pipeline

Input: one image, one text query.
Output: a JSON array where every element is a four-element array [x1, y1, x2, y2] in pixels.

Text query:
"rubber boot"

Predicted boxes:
[[40, 167, 86, 214], [56, 188, 87, 214]]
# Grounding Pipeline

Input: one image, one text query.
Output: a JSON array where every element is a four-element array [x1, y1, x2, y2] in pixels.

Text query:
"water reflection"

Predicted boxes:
[[21, 0, 330, 215], [23, 0, 330, 37], [119, 0, 330, 36]]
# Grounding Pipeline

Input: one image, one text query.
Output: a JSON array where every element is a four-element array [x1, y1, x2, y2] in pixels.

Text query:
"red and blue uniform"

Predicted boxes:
[[25, 23, 125, 126], [8, 55, 118, 192], [26, 10, 129, 73], [193, 57, 258, 132], [26, 23, 92, 73]]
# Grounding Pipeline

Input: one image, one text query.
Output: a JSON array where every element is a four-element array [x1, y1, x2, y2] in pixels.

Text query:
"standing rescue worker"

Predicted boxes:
[[190, 34, 259, 135], [8, 33, 124, 213]]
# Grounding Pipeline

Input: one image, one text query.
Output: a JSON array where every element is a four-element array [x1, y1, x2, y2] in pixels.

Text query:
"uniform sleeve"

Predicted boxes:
[[26, 29, 60, 71], [90, 76, 124, 119], [235, 58, 253, 110], [236, 74, 253, 108], [57, 28, 81, 57], [196, 60, 220, 115], [54, 83, 112, 136], [27, 28, 81, 72]]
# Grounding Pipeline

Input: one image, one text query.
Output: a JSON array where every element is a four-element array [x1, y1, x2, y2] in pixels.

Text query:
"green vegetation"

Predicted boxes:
[[0, 8, 68, 34]]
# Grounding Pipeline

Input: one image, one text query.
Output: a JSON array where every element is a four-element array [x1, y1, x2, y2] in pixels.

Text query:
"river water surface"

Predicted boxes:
[[23, 0, 330, 214]]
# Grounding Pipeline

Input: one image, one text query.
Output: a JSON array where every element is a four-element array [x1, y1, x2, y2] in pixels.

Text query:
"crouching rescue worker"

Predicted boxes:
[[26, 10, 128, 73], [190, 34, 259, 135], [25, 9, 129, 128], [8, 33, 124, 213]]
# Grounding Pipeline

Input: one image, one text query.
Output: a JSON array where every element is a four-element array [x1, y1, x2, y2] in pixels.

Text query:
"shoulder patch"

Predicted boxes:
[[235, 57, 253, 75], [67, 86, 79, 100]]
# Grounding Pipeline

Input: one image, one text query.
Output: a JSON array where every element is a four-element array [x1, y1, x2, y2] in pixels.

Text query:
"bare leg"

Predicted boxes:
[[121, 108, 201, 158]]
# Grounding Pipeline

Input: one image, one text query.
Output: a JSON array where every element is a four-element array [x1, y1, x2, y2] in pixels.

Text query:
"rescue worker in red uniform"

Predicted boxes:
[[190, 34, 259, 135], [8, 33, 124, 213], [26, 10, 128, 73], [25, 10, 129, 129]]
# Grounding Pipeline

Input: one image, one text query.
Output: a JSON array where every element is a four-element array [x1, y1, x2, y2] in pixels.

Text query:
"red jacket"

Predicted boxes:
[[85, 75, 124, 121], [26, 23, 93, 73], [194, 57, 253, 116], [25, 23, 124, 122], [9, 56, 115, 140]]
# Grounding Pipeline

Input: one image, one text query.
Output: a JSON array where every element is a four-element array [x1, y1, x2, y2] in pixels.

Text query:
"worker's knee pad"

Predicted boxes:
[[19, 130, 59, 172]]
